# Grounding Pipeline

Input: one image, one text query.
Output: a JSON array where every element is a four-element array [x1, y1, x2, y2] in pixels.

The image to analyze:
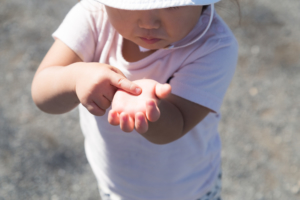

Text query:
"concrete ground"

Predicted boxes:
[[0, 0, 299, 199]]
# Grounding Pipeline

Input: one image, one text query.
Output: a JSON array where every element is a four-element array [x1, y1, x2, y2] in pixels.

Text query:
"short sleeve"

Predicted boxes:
[[170, 36, 238, 113], [52, 1, 104, 62]]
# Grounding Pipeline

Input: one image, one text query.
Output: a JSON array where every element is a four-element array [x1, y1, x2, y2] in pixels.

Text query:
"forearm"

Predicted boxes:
[[142, 100, 185, 145], [31, 63, 80, 114]]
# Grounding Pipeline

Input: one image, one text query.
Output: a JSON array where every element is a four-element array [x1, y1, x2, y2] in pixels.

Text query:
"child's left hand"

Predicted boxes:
[[108, 79, 171, 134]]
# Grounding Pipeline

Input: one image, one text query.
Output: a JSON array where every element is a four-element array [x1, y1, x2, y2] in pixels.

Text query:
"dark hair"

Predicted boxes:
[[200, 0, 241, 18]]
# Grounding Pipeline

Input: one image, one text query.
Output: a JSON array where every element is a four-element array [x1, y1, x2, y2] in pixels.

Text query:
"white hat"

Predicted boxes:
[[94, 0, 220, 10]]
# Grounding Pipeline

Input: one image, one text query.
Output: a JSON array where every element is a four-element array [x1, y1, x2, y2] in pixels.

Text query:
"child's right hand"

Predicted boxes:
[[73, 63, 142, 116], [32, 39, 141, 115]]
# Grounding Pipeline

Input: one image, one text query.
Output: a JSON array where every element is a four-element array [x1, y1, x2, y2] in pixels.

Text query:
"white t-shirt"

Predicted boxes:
[[53, 1, 238, 200]]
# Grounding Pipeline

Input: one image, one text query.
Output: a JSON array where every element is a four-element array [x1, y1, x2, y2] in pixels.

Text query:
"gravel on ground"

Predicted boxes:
[[0, 0, 299, 199]]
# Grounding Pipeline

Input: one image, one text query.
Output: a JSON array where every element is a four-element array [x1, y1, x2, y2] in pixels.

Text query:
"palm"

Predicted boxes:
[[112, 79, 157, 118], [108, 79, 171, 133]]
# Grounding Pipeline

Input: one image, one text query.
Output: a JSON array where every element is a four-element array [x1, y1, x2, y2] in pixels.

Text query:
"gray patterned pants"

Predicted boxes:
[[99, 172, 222, 200]]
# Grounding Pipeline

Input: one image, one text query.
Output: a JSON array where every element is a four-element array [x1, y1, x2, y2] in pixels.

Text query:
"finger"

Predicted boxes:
[[120, 112, 135, 132], [109, 74, 142, 95], [135, 112, 148, 134], [146, 100, 160, 122], [108, 110, 120, 126], [94, 96, 111, 110], [155, 83, 172, 99], [85, 101, 106, 116], [103, 84, 117, 102]]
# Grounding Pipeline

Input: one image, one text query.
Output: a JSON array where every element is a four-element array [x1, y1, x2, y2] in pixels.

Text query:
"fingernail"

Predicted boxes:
[[135, 87, 142, 94]]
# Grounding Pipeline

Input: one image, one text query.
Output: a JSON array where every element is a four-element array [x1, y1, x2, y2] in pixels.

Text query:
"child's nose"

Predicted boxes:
[[138, 10, 160, 30]]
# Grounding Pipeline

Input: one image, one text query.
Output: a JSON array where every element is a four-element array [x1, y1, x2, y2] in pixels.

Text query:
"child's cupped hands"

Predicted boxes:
[[108, 79, 172, 134]]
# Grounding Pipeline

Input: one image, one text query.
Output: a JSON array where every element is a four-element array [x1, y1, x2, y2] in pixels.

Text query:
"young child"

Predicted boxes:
[[31, 0, 238, 199]]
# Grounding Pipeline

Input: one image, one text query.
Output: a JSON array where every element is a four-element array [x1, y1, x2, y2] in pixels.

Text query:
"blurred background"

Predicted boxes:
[[0, 0, 299, 199]]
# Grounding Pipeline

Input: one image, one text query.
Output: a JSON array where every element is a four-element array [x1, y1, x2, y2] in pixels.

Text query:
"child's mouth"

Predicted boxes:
[[140, 37, 161, 44]]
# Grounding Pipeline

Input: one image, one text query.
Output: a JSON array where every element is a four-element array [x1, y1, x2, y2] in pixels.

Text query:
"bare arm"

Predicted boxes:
[[32, 39, 141, 115], [144, 93, 210, 144], [32, 39, 82, 114]]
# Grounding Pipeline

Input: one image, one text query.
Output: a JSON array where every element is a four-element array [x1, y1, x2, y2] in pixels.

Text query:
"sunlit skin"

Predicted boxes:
[[108, 79, 171, 133], [105, 6, 203, 50], [106, 6, 205, 134]]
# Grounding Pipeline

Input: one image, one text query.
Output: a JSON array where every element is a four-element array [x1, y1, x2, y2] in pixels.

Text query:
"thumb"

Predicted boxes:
[[155, 83, 171, 99], [109, 70, 142, 95]]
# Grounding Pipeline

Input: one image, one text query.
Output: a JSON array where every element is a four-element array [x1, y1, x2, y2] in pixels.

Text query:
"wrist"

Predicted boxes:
[[65, 62, 85, 104]]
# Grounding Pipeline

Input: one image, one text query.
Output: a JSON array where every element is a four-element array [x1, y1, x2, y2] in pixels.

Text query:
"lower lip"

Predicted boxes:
[[140, 37, 161, 44]]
